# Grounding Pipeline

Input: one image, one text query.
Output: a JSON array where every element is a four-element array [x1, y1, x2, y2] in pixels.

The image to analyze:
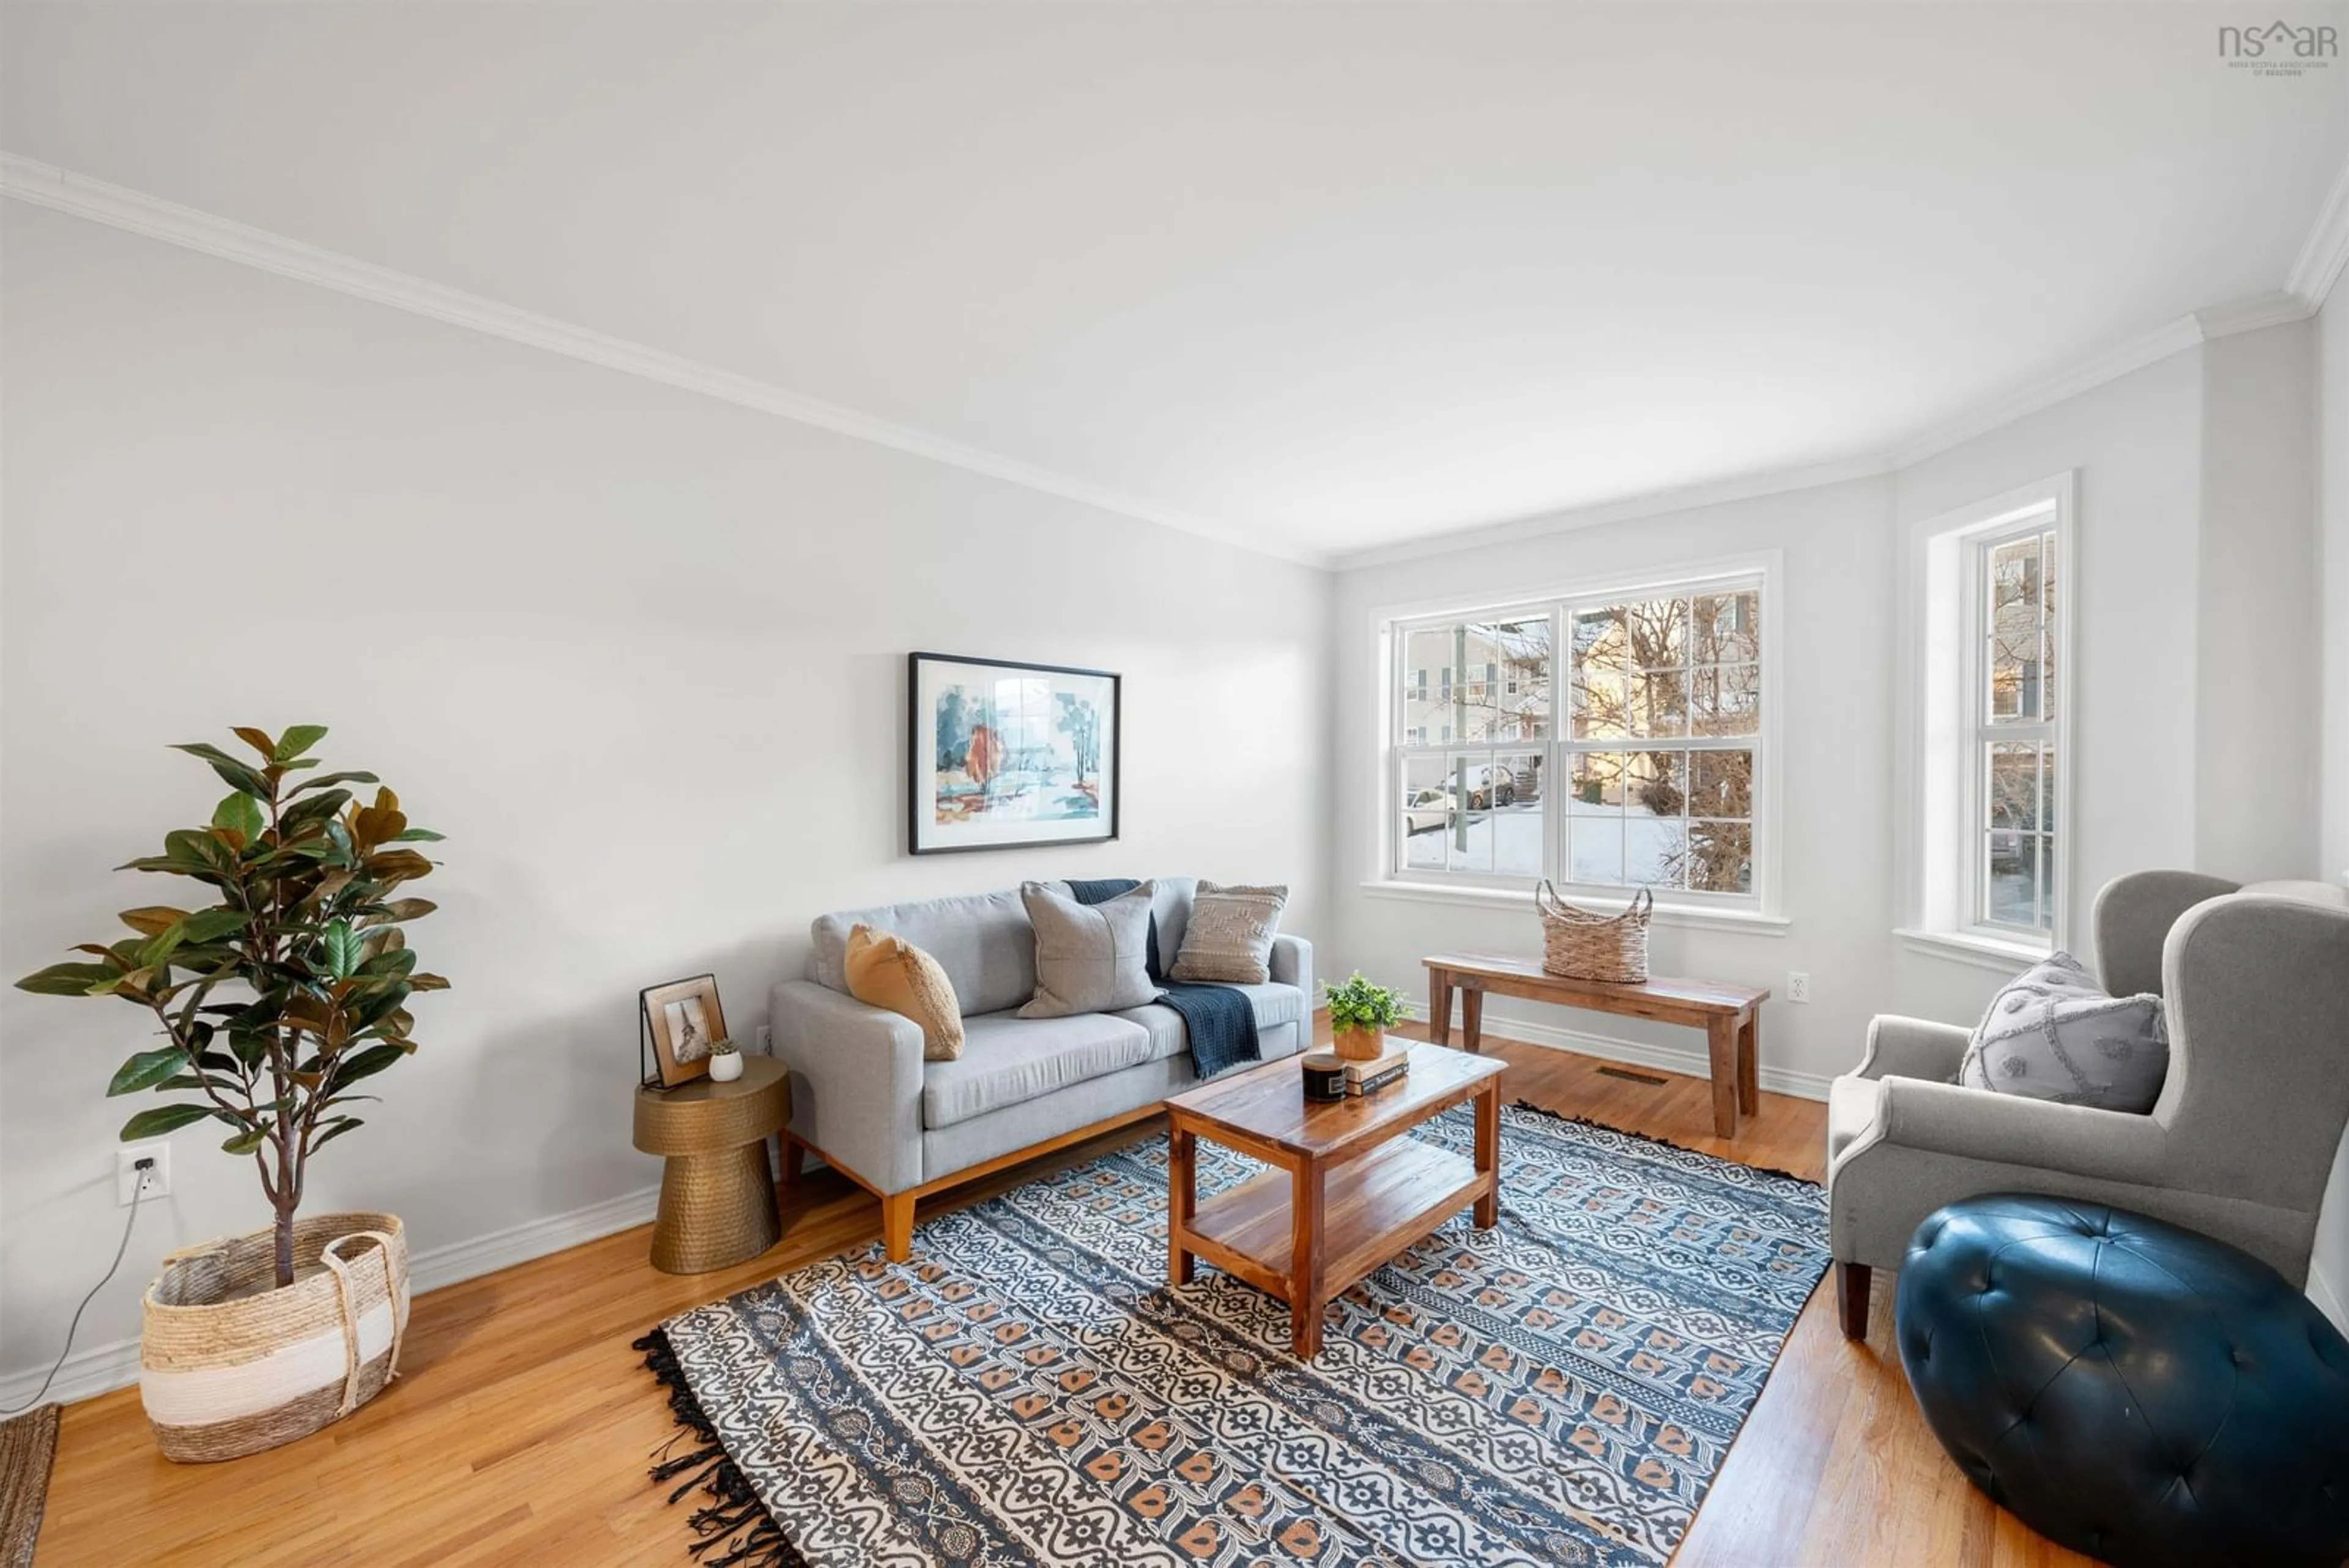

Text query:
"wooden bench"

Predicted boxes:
[[1423, 953, 1769, 1138]]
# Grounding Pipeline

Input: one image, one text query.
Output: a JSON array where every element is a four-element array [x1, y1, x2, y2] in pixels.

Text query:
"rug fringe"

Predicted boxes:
[[1506, 1100, 1819, 1188], [635, 1328, 805, 1568]]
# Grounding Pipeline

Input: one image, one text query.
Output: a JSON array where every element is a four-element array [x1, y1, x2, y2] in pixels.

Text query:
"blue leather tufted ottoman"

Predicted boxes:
[[1896, 1194, 2349, 1568]]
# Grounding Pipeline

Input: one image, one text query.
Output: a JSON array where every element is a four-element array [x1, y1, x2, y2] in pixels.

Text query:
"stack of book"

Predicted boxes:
[[1343, 1039, 1412, 1096]]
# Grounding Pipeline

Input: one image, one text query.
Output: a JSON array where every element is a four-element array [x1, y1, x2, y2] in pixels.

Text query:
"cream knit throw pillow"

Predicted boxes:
[[1169, 881, 1289, 984]]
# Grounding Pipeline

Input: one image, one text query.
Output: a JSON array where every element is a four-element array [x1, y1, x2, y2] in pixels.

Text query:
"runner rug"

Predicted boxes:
[[638, 1104, 1828, 1567], [0, 1405, 60, 1568]]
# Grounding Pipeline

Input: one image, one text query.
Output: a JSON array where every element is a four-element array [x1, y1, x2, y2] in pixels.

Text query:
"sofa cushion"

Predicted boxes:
[[1020, 881, 1157, 1017], [811, 888, 1037, 1017], [1111, 983, 1307, 1063], [921, 1011, 1154, 1129], [1959, 951, 2167, 1112], [1827, 1075, 1882, 1166]]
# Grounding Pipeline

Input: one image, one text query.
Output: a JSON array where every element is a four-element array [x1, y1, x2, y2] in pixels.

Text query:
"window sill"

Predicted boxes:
[[1892, 927, 2048, 975], [1359, 879, 1789, 936]]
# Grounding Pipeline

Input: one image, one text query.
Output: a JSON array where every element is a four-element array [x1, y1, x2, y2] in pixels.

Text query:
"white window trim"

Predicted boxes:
[[1897, 473, 2076, 958], [1363, 877, 1792, 935], [1368, 551, 1785, 922]]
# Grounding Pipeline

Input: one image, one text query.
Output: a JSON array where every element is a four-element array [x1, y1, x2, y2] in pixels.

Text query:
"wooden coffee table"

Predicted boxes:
[[1165, 1041, 1504, 1358]]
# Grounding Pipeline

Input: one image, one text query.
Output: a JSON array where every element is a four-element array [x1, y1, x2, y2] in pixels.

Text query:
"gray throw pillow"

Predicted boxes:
[[1019, 880, 1157, 1018], [1959, 951, 2168, 1112], [1168, 880, 1289, 984]]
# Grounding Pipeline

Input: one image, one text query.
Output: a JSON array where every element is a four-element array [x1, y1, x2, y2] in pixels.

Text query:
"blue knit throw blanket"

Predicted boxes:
[[1065, 878, 1262, 1079]]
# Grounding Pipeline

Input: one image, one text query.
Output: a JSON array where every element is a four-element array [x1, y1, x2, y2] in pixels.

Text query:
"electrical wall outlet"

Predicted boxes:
[[757, 1024, 773, 1053], [1786, 972, 1812, 1005], [117, 1142, 171, 1206]]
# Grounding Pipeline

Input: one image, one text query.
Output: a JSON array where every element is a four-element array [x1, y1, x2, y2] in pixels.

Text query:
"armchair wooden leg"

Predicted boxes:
[[882, 1192, 916, 1262], [1836, 1261, 1872, 1340]]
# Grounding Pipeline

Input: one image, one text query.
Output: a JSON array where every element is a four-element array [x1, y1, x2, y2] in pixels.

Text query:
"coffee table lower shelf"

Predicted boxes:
[[1174, 1138, 1492, 1353]]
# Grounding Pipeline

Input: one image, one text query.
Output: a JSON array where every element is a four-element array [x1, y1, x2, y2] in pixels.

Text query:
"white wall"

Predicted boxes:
[[1885, 349, 2236, 1033], [2312, 294, 2349, 1334], [1330, 337, 2319, 1085], [0, 206, 1335, 1393], [1330, 478, 1898, 1093], [2329, 300, 2349, 893], [2197, 321, 2320, 883]]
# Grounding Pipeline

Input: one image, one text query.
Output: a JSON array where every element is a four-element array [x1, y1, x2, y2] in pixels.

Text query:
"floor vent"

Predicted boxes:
[[1597, 1066, 1669, 1087]]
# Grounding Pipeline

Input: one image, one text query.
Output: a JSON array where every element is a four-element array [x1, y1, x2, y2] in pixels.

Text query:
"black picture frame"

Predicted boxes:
[[907, 651, 1122, 856]]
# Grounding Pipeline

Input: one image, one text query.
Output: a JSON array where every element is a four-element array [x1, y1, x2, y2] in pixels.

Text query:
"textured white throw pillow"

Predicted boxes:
[[1169, 881, 1288, 984], [1959, 951, 2168, 1113]]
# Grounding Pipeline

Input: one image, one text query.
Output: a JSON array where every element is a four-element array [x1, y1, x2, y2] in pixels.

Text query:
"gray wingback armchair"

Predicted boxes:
[[1827, 871, 2349, 1337]]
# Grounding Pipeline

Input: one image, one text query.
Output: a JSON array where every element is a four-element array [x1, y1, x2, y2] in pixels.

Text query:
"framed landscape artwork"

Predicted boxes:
[[909, 652, 1120, 855]]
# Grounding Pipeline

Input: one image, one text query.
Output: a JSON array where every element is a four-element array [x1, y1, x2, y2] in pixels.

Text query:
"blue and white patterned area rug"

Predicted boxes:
[[638, 1104, 1828, 1567]]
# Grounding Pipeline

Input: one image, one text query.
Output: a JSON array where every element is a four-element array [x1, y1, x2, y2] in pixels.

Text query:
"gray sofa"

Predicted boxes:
[[1828, 871, 2349, 1337], [771, 877, 1313, 1260]]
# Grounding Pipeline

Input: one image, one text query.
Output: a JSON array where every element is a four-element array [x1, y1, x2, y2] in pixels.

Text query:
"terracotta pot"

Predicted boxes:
[[1330, 1026, 1386, 1062]]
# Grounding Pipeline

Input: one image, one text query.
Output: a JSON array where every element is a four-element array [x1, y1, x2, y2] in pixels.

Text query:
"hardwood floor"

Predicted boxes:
[[34, 1025, 2090, 1567]]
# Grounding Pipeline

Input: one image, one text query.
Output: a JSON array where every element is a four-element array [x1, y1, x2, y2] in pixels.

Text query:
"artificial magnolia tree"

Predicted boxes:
[[17, 726, 446, 1290]]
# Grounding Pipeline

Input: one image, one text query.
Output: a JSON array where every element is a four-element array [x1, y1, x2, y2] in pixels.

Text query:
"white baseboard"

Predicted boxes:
[[404, 1184, 658, 1296], [0, 1331, 144, 1413], [2311, 1265, 2348, 1337], [1, 1003, 1835, 1414], [0, 1183, 659, 1413], [1409, 994, 1835, 1102]]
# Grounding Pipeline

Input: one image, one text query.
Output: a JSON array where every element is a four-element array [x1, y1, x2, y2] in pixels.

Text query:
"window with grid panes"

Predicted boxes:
[[1389, 576, 1765, 902]]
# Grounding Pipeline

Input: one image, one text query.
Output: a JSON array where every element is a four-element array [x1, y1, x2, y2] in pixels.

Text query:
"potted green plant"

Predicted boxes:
[[15, 726, 446, 1462], [1324, 973, 1409, 1062], [706, 1035, 744, 1083]]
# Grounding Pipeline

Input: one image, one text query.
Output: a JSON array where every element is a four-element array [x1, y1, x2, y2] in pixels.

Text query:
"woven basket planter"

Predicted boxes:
[[139, 1210, 409, 1463], [1535, 881, 1653, 983]]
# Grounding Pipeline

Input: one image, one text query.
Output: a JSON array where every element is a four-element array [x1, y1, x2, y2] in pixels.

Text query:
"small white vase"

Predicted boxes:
[[708, 1052, 744, 1083]]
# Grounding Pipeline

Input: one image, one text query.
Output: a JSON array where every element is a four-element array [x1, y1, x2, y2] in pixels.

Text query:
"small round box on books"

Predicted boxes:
[[1299, 1050, 1347, 1101]]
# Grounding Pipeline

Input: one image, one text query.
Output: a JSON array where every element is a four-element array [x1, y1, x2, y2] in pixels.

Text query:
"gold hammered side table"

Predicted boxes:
[[631, 1056, 790, 1273]]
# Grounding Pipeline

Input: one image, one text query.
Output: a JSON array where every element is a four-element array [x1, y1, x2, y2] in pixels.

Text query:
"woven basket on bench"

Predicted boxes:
[[1535, 882, 1652, 983], [139, 1210, 409, 1463]]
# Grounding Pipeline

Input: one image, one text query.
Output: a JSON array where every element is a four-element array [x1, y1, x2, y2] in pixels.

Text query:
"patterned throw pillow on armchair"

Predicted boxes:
[[1958, 952, 2167, 1113]]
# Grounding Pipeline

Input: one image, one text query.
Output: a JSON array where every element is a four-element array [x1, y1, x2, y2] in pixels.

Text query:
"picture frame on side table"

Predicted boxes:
[[641, 973, 729, 1090], [909, 652, 1121, 855]]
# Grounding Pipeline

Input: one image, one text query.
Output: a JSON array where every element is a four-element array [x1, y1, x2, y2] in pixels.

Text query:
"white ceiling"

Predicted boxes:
[[6, 4, 2347, 564]]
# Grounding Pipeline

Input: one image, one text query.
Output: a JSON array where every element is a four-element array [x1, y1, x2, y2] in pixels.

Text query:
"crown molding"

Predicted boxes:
[[2287, 145, 2349, 311], [6, 149, 2339, 578], [1884, 311, 2209, 472], [2192, 289, 2317, 340], [1888, 284, 2320, 474], [0, 152, 1332, 571], [1328, 452, 1892, 571], [1334, 282, 2314, 573]]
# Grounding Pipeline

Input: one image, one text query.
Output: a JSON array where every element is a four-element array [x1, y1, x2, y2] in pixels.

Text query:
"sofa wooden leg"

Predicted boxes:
[[882, 1192, 916, 1262], [1836, 1261, 1872, 1340]]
